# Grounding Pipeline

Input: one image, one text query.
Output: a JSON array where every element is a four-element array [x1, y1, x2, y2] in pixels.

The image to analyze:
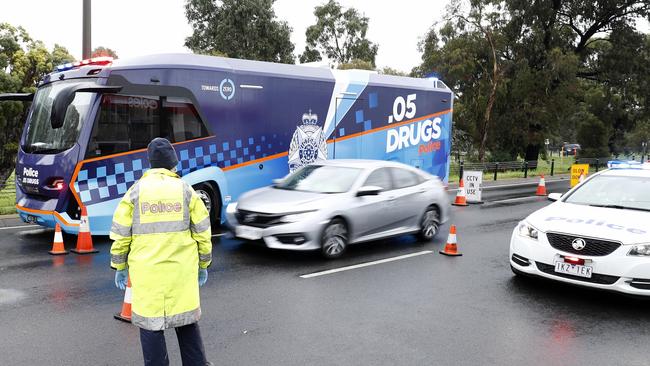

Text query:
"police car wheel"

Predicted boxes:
[[417, 206, 440, 242], [193, 183, 220, 228], [321, 219, 348, 259]]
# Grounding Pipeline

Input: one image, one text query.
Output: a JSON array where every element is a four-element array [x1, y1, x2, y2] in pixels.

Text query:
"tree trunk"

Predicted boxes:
[[477, 31, 499, 162]]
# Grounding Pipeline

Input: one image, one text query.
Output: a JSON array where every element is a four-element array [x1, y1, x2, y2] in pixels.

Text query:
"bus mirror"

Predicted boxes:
[[50, 83, 122, 129]]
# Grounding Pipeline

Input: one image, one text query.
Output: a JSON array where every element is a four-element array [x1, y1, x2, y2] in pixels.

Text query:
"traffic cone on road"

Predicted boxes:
[[114, 277, 132, 323], [71, 206, 98, 254], [440, 225, 462, 256], [452, 179, 469, 206], [536, 175, 547, 196], [48, 223, 68, 255]]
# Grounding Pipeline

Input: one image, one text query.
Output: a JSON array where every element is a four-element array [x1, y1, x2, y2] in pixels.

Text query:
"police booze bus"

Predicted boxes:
[[510, 161, 650, 296], [0, 54, 453, 234]]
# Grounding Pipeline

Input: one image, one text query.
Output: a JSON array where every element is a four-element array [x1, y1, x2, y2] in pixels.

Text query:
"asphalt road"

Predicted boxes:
[[1, 181, 648, 366]]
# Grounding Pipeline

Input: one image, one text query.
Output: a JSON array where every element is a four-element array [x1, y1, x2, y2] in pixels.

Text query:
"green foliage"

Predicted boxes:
[[0, 23, 74, 185], [575, 110, 610, 157], [338, 59, 374, 70], [416, 0, 650, 162], [378, 67, 408, 76], [185, 0, 295, 64], [91, 46, 118, 59], [300, 0, 378, 66]]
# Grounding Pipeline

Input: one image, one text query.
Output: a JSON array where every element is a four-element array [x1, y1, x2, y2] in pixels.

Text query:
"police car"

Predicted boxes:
[[509, 161, 650, 296]]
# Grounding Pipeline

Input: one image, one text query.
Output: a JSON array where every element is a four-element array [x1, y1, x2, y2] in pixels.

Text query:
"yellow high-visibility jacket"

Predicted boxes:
[[109, 168, 212, 331]]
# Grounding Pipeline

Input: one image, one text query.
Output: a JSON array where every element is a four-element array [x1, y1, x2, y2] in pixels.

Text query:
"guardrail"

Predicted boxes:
[[450, 157, 611, 181]]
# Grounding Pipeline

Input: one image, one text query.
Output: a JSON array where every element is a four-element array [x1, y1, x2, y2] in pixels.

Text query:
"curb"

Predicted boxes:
[[0, 214, 26, 228], [446, 174, 571, 190]]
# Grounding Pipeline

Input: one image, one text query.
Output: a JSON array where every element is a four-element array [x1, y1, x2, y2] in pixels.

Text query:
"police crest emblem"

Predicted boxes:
[[288, 110, 328, 172]]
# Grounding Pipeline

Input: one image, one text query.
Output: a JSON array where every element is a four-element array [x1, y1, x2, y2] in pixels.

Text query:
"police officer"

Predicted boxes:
[[110, 138, 213, 366]]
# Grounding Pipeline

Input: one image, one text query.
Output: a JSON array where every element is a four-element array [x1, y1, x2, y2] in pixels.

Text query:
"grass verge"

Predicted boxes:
[[0, 173, 16, 215]]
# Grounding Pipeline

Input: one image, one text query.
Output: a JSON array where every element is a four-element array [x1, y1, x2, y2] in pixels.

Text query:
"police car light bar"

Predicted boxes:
[[607, 160, 650, 170], [55, 56, 114, 73]]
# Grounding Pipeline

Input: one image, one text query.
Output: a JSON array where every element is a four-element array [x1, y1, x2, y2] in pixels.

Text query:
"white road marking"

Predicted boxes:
[[0, 225, 39, 231], [300, 250, 433, 279], [212, 233, 229, 237]]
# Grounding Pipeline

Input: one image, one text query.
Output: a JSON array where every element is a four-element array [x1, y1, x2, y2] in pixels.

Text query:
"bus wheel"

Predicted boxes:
[[193, 183, 220, 228]]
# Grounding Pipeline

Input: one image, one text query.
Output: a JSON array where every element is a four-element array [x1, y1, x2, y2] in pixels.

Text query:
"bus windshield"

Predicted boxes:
[[22, 80, 95, 154]]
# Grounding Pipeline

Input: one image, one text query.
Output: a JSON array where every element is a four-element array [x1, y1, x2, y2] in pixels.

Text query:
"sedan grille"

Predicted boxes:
[[235, 209, 283, 228], [536, 262, 620, 285], [546, 232, 621, 256]]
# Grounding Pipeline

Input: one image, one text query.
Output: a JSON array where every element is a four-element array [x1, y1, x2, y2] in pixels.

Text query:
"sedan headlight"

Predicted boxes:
[[226, 202, 238, 214], [279, 211, 317, 223], [517, 221, 539, 240], [628, 244, 650, 256]]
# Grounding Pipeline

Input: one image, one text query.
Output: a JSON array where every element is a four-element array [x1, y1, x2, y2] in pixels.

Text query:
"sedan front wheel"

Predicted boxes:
[[321, 219, 348, 259]]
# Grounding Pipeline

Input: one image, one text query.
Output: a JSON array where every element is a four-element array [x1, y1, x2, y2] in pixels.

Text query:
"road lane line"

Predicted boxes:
[[300, 250, 433, 279], [0, 225, 39, 231]]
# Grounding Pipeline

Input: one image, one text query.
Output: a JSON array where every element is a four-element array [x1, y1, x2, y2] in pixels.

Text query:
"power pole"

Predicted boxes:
[[82, 0, 91, 59]]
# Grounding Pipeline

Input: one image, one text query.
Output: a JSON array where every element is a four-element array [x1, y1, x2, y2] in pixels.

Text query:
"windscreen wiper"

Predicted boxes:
[[589, 204, 650, 212]]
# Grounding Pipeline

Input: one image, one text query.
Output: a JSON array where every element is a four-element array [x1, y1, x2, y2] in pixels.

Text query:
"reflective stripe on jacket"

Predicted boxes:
[[109, 168, 212, 331]]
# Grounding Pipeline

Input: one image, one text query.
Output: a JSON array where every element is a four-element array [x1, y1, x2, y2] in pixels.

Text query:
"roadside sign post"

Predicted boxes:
[[570, 164, 589, 187], [463, 170, 483, 203]]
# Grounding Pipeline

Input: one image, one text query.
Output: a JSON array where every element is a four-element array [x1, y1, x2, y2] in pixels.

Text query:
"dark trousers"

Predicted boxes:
[[139, 322, 207, 366]]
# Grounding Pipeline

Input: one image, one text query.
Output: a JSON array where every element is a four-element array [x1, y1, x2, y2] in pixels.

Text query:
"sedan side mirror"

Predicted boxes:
[[548, 193, 563, 202], [356, 185, 382, 197]]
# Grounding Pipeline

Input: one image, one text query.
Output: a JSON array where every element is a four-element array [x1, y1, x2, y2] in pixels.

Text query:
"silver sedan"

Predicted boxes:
[[226, 159, 450, 258]]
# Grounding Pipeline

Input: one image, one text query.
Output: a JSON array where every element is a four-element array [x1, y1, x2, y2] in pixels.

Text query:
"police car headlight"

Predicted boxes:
[[628, 244, 650, 256], [280, 211, 317, 223], [518, 222, 539, 240], [226, 202, 238, 214]]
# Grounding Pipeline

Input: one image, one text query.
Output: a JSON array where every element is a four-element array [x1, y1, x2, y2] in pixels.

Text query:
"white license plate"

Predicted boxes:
[[554, 261, 593, 278], [235, 225, 263, 240]]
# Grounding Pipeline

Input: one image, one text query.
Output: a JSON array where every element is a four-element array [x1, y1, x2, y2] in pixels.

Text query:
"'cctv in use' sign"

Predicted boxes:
[[463, 170, 483, 203]]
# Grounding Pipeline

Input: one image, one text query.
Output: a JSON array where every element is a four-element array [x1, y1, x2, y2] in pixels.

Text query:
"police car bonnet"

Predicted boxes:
[[526, 203, 650, 245]]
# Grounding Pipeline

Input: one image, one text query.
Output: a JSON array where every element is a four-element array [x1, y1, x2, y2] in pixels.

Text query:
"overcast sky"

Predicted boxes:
[[0, 0, 448, 72]]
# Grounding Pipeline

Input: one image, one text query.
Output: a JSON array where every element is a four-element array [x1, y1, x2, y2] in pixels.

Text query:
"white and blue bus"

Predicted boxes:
[[1, 54, 453, 234]]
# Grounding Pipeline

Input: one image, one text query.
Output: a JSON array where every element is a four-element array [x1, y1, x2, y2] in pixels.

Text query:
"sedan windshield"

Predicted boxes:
[[277, 165, 362, 193], [22, 80, 95, 154], [564, 175, 650, 211]]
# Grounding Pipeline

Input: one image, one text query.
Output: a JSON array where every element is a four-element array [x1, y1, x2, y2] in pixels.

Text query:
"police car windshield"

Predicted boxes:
[[277, 165, 362, 194], [564, 175, 650, 211]]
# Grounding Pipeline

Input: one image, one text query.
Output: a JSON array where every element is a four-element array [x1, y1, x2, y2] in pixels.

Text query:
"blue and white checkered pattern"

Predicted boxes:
[[74, 133, 290, 206]]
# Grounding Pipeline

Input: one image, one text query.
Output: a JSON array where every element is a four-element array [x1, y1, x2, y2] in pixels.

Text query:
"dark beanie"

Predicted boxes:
[[147, 138, 179, 170]]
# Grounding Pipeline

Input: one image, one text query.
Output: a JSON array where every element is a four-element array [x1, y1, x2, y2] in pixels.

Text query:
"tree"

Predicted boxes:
[[0, 23, 74, 187], [91, 46, 118, 59], [416, 0, 650, 162], [379, 67, 408, 76], [185, 0, 295, 64], [338, 59, 374, 70], [300, 0, 378, 66]]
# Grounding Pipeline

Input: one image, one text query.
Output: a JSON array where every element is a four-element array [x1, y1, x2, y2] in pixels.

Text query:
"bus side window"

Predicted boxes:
[[86, 95, 208, 158], [163, 97, 209, 143]]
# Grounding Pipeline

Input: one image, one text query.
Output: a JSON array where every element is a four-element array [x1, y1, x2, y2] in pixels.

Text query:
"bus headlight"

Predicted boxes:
[[518, 222, 539, 240], [628, 244, 650, 256]]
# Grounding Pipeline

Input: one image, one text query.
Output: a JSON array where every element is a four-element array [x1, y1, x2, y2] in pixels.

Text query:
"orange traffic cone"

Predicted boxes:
[[439, 225, 462, 256], [452, 179, 468, 206], [114, 276, 132, 323], [48, 223, 68, 255], [71, 206, 98, 254], [536, 174, 547, 196]]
